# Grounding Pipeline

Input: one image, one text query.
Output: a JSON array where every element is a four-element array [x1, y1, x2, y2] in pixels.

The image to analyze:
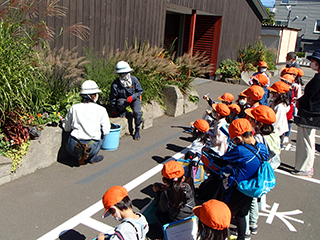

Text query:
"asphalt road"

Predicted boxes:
[[0, 67, 319, 240]]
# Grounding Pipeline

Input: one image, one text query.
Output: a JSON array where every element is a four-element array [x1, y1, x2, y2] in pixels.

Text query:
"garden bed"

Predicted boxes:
[[0, 87, 199, 186]]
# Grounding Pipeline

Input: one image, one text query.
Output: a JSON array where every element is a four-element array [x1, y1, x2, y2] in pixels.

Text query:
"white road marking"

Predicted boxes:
[[38, 141, 319, 239], [275, 168, 320, 184], [37, 148, 189, 240], [259, 202, 304, 232]]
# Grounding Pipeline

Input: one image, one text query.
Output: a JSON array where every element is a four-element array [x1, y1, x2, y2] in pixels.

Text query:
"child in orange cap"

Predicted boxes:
[[153, 161, 195, 226], [223, 118, 269, 240], [236, 91, 250, 118], [243, 85, 264, 108], [251, 74, 270, 106], [227, 103, 241, 123], [250, 61, 270, 86], [193, 199, 231, 240], [97, 186, 149, 240], [187, 119, 210, 160], [206, 103, 231, 155], [268, 81, 291, 144], [244, 105, 281, 236]]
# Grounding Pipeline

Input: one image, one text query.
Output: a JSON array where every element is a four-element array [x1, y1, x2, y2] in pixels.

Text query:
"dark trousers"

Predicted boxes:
[[227, 188, 253, 240], [115, 98, 143, 127]]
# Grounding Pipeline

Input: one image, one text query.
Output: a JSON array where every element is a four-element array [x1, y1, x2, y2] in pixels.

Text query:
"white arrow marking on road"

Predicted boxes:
[[259, 202, 304, 232]]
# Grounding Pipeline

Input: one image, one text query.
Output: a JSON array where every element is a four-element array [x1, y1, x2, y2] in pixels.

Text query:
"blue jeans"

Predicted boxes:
[[66, 135, 105, 160]]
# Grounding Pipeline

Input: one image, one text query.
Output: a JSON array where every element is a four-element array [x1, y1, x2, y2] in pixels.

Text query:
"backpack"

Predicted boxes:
[[235, 144, 276, 198]]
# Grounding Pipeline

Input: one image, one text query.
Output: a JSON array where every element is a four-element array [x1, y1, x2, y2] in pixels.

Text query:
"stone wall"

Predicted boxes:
[[0, 87, 199, 185]]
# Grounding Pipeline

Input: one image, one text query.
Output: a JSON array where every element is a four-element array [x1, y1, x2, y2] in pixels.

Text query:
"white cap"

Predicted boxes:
[[115, 61, 133, 74], [80, 80, 101, 94]]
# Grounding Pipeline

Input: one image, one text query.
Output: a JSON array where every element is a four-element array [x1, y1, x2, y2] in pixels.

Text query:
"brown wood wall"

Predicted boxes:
[[48, 0, 166, 56], [47, 0, 261, 66]]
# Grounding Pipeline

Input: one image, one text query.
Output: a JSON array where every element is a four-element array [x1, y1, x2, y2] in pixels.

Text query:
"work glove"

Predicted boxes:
[[127, 96, 133, 103]]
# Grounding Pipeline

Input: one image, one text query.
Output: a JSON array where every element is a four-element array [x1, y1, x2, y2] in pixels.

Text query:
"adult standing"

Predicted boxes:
[[293, 49, 320, 177], [62, 80, 110, 165], [110, 61, 143, 140]]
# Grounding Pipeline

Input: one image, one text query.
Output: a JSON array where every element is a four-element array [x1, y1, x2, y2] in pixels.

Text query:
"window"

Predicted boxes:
[[314, 20, 320, 33]]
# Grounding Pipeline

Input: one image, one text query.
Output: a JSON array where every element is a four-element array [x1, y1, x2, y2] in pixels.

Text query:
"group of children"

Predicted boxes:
[[95, 58, 305, 240]]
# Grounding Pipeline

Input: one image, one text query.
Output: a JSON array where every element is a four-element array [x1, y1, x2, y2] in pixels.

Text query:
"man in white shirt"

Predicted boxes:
[[62, 80, 110, 165]]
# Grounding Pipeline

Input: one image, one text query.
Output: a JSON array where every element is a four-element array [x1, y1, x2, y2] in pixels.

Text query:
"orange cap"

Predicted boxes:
[[102, 186, 128, 218], [228, 104, 241, 114], [258, 61, 268, 68], [282, 67, 299, 76], [228, 118, 253, 139], [245, 105, 276, 125], [267, 81, 290, 93], [161, 161, 184, 179], [193, 199, 231, 230], [218, 93, 234, 103], [238, 90, 247, 98], [193, 119, 210, 133], [243, 85, 265, 101], [251, 74, 269, 86], [279, 74, 295, 84], [212, 103, 231, 116]]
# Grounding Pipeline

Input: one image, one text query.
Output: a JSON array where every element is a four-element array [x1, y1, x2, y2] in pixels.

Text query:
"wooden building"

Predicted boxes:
[[50, 0, 268, 75]]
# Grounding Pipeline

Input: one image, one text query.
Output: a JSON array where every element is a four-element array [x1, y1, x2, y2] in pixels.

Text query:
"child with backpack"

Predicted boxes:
[[223, 118, 269, 240], [97, 186, 149, 240], [244, 105, 281, 236], [193, 199, 232, 240], [153, 161, 195, 226]]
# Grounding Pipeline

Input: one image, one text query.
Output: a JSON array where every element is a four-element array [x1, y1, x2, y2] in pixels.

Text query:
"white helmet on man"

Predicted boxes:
[[80, 80, 101, 94], [115, 61, 133, 74]]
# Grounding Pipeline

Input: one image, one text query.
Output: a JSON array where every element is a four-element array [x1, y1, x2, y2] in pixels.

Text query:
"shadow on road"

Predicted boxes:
[[59, 229, 86, 240]]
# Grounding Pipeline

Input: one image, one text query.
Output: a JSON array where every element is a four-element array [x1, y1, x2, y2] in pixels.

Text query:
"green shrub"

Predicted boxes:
[[216, 59, 241, 79], [238, 39, 277, 71], [84, 48, 118, 103], [296, 52, 306, 58], [38, 46, 87, 116]]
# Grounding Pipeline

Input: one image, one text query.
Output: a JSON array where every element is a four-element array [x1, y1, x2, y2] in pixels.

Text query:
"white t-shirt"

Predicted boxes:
[[62, 102, 110, 140]]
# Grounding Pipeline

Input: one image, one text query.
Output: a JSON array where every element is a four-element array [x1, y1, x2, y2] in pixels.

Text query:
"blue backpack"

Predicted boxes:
[[236, 144, 276, 198]]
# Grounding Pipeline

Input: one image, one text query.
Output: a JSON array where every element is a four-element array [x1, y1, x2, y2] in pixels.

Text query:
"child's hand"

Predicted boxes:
[[206, 110, 212, 115], [203, 95, 209, 101]]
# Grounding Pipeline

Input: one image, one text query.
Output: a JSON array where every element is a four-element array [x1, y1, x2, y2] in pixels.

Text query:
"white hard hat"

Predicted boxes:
[[115, 61, 133, 74], [80, 80, 101, 94]]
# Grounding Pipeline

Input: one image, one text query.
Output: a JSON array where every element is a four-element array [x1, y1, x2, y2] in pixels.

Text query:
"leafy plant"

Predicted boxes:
[[1, 110, 31, 146], [216, 59, 241, 79], [296, 52, 306, 58], [38, 46, 88, 109], [84, 48, 118, 103], [238, 39, 277, 71], [0, 0, 90, 127], [170, 51, 212, 94], [4, 141, 30, 173]]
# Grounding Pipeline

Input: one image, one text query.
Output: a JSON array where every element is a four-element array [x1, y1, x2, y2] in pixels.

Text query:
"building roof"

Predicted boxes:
[[262, 23, 301, 31], [251, 0, 270, 19]]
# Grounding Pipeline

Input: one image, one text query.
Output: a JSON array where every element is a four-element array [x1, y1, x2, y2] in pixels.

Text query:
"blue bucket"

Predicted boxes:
[[101, 123, 122, 151]]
